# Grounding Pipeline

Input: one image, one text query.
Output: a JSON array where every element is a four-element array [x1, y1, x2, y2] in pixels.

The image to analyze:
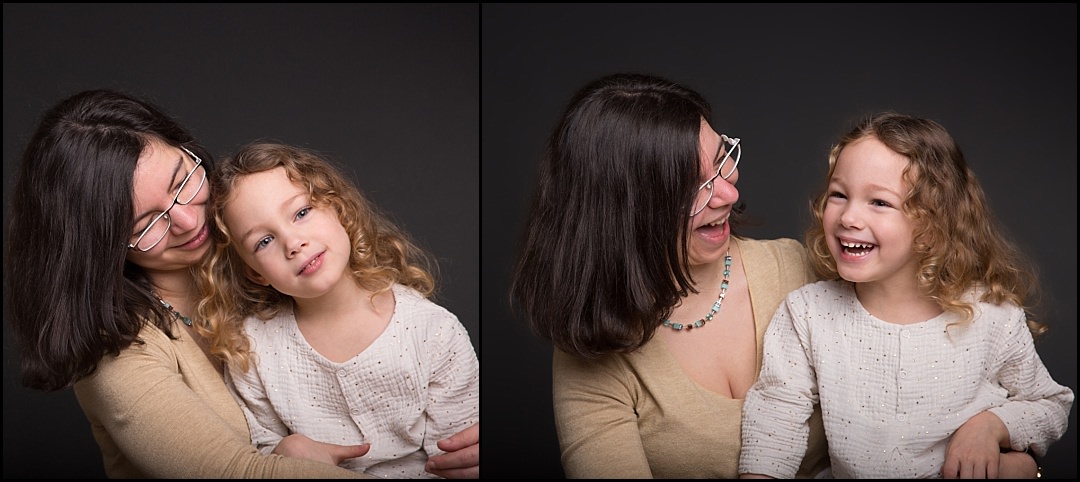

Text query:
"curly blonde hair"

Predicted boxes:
[[196, 142, 436, 372], [805, 112, 1045, 338]]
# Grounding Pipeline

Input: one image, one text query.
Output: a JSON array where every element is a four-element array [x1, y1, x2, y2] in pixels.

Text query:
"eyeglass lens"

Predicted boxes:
[[691, 137, 740, 216], [130, 158, 206, 251]]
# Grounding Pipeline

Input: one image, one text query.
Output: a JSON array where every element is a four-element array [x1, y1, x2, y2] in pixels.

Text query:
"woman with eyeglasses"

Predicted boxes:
[[510, 72, 830, 478], [4, 89, 479, 478], [511, 73, 1043, 479]]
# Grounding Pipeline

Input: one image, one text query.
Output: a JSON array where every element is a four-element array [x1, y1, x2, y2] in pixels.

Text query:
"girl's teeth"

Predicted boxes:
[[841, 241, 873, 248]]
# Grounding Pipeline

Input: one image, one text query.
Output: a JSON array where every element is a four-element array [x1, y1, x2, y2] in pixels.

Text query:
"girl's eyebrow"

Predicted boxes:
[[238, 192, 307, 242]]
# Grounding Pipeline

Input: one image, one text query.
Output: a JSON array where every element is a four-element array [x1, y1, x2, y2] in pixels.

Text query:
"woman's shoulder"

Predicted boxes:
[[552, 344, 654, 391], [737, 236, 813, 290], [552, 337, 668, 377], [117, 321, 179, 358], [74, 321, 182, 397], [739, 235, 803, 250], [738, 236, 807, 265]]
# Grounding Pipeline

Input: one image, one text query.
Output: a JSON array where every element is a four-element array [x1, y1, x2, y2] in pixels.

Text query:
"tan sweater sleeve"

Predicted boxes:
[[74, 325, 369, 478], [552, 348, 653, 478]]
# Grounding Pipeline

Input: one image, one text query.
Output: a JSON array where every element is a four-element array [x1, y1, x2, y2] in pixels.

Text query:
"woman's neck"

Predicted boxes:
[[687, 239, 739, 291], [146, 267, 198, 311]]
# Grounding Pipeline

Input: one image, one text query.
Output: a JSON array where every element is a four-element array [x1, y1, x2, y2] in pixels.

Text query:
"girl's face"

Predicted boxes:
[[686, 118, 740, 268], [126, 138, 212, 271], [221, 166, 353, 300], [822, 136, 918, 290]]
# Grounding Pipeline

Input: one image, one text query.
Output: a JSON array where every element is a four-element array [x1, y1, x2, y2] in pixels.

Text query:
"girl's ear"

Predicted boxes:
[[245, 266, 270, 286]]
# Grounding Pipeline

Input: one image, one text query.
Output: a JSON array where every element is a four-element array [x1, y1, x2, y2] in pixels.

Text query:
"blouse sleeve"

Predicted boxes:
[[422, 311, 481, 456], [227, 351, 291, 454], [739, 290, 820, 478], [986, 308, 1075, 457]]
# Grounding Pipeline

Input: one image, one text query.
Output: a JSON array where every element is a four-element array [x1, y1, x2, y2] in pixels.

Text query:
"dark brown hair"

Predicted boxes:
[[5, 89, 213, 391], [511, 73, 743, 358]]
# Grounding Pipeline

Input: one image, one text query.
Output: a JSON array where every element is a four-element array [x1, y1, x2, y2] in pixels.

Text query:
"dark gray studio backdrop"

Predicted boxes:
[[3, 4, 478, 478], [484, 3, 1077, 479]]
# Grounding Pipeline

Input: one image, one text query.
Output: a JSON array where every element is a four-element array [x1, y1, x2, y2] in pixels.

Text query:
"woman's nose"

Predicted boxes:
[[168, 202, 202, 232]]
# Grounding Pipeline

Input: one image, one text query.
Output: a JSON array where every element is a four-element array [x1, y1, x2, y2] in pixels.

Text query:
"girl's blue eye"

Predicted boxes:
[[255, 236, 273, 251], [872, 199, 892, 208], [297, 207, 311, 219]]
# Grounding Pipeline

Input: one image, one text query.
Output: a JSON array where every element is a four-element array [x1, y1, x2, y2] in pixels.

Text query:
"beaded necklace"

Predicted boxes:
[[662, 251, 732, 331], [155, 295, 193, 326]]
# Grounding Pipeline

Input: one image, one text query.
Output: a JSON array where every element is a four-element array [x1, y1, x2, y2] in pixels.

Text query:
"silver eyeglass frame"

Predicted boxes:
[[127, 145, 206, 252], [690, 134, 741, 217]]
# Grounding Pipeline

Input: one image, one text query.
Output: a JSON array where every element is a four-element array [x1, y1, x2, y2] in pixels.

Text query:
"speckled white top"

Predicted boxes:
[[739, 280, 1073, 479], [229, 284, 480, 479]]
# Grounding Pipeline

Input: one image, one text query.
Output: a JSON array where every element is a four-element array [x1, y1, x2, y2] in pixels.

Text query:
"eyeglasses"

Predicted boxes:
[[128, 146, 207, 252], [690, 134, 741, 217]]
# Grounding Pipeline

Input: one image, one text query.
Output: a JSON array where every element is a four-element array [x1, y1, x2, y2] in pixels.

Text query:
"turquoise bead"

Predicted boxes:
[[662, 251, 733, 333]]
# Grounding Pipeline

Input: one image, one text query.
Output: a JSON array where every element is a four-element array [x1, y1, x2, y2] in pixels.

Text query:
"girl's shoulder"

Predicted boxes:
[[389, 284, 476, 349], [240, 310, 293, 335], [785, 279, 852, 304], [965, 286, 1026, 327], [391, 283, 462, 324]]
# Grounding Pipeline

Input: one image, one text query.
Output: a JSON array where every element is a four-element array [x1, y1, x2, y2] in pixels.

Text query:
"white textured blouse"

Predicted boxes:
[[228, 284, 480, 479], [739, 280, 1073, 479]]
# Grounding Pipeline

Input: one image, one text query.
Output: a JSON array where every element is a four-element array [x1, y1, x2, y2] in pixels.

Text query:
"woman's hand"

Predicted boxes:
[[425, 423, 479, 478], [942, 410, 1008, 478], [996, 450, 1038, 479], [273, 433, 370, 466]]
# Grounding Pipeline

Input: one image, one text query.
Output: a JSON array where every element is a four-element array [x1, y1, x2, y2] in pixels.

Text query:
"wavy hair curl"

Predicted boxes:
[[805, 112, 1045, 337], [197, 142, 435, 371]]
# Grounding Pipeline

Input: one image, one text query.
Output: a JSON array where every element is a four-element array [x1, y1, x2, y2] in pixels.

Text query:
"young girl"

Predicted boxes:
[[738, 112, 1073, 479], [197, 142, 480, 479]]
